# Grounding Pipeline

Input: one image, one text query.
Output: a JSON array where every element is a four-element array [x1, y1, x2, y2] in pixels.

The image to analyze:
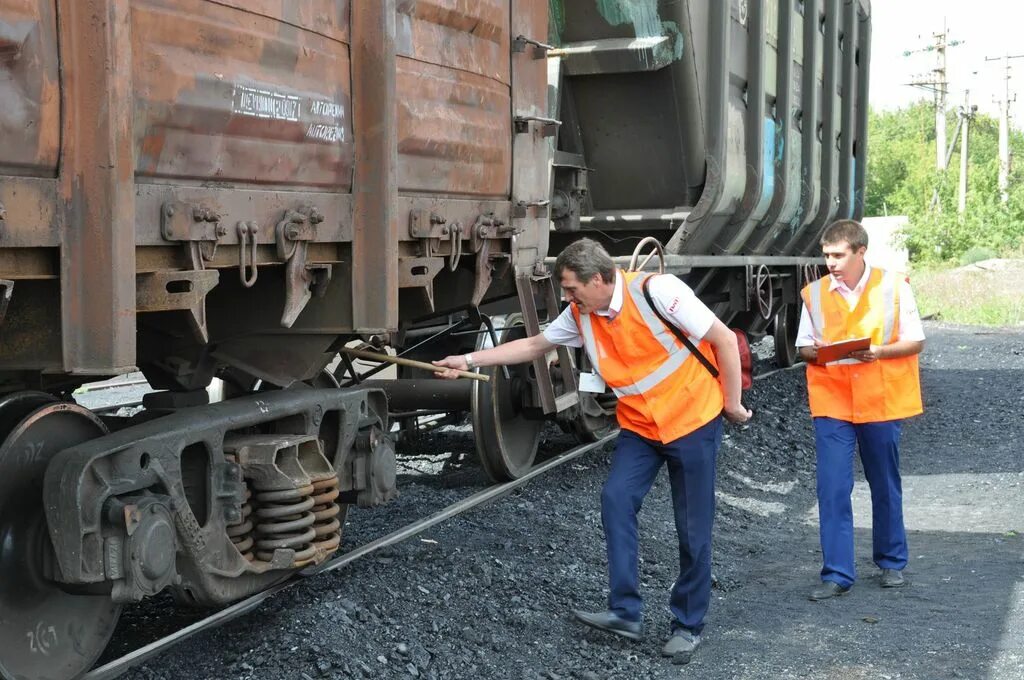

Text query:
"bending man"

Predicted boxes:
[[434, 238, 751, 662]]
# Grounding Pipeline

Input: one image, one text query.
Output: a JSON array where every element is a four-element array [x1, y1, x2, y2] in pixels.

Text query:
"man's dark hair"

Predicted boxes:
[[553, 237, 616, 283], [820, 219, 869, 251]]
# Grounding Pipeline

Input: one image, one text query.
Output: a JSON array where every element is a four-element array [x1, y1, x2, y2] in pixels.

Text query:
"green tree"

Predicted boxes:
[[866, 100, 1024, 262]]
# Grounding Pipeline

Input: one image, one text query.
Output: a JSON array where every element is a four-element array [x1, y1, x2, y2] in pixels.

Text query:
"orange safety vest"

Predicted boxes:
[[572, 271, 724, 443], [800, 267, 923, 423]]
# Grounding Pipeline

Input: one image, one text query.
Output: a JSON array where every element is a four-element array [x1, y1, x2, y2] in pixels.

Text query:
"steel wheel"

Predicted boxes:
[[471, 314, 544, 481], [0, 393, 121, 680], [773, 303, 800, 368]]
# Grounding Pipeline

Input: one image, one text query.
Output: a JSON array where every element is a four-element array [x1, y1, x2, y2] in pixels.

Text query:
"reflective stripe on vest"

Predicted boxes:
[[807, 269, 900, 365], [577, 276, 694, 398]]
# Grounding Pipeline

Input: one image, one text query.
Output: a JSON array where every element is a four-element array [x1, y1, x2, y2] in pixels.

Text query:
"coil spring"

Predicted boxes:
[[310, 474, 342, 555], [227, 486, 255, 561], [254, 484, 318, 567]]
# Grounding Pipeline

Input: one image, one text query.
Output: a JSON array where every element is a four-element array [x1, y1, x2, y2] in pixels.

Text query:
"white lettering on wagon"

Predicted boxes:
[[308, 99, 345, 119], [232, 84, 301, 122], [306, 123, 345, 143]]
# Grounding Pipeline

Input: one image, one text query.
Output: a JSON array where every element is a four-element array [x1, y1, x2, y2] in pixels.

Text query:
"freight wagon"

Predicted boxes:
[[0, 1, 869, 677]]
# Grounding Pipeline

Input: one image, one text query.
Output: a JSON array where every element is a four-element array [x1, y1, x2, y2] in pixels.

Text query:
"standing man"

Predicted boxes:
[[433, 238, 751, 662], [796, 220, 925, 601]]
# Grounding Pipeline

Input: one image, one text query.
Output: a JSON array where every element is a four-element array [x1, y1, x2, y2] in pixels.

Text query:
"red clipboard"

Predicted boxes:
[[816, 337, 870, 364]]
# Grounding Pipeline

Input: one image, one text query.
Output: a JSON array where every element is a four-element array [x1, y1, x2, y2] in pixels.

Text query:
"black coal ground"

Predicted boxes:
[[115, 323, 1024, 680]]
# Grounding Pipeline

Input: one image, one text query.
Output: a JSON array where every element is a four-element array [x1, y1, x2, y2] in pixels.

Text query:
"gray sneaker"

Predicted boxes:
[[572, 609, 642, 641], [662, 628, 701, 664], [880, 569, 906, 588], [809, 581, 851, 601]]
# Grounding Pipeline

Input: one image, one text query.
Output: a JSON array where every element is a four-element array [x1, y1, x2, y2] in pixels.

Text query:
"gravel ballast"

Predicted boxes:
[[115, 322, 1024, 680]]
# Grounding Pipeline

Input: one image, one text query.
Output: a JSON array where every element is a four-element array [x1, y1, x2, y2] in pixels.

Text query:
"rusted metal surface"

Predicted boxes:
[[396, 1, 511, 198], [134, 187, 353, 247], [510, 0, 551, 270], [57, 0, 136, 374], [0, 0, 553, 385], [0, 0, 60, 176], [131, 0, 353, 189], [351, 0, 398, 333]]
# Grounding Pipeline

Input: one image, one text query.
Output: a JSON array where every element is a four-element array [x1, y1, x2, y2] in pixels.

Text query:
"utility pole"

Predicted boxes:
[[905, 20, 963, 171], [984, 53, 1024, 202], [958, 90, 977, 215]]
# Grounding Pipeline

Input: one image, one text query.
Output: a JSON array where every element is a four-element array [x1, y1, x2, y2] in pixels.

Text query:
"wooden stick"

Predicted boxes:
[[341, 347, 490, 382]]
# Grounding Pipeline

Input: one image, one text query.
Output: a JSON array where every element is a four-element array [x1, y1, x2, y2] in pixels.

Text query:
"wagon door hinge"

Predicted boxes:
[[275, 205, 331, 328], [160, 201, 227, 343], [513, 199, 550, 218], [512, 35, 553, 59], [513, 115, 561, 137]]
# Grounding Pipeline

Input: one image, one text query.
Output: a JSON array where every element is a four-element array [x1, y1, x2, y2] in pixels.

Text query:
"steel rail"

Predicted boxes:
[[83, 432, 618, 680]]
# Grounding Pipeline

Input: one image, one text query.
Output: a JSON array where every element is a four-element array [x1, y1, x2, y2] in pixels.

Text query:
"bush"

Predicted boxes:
[[958, 246, 998, 266]]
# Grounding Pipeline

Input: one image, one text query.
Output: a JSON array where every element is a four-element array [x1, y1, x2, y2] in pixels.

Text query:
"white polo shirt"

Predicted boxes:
[[795, 265, 926, 347], [543, 271, 717, 347]]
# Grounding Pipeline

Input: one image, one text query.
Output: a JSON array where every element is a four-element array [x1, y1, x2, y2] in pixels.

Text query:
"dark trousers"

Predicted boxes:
[[814, 416, 909, 588], [601, 418, 721, 634]]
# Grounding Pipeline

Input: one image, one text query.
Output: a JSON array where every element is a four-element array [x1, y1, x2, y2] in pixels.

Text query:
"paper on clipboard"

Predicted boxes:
[[816, 337, 870, 364]]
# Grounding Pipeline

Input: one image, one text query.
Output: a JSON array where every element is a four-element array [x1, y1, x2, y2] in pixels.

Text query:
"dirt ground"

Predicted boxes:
[[120, 322, 1024, 680]]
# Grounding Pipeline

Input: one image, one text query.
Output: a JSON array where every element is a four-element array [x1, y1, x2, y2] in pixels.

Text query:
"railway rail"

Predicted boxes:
[[77, 362, 800, 679]]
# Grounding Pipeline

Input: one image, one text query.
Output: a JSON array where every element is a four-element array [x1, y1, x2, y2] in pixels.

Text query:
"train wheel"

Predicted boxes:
[[0, 393, 121, 680], [773, 303, 800, 368], [471, 314, 543, 482]]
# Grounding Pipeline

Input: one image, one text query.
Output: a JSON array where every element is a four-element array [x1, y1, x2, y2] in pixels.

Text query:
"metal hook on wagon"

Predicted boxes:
[[237, 221, 259, 288], [447, 223, 463, 272]]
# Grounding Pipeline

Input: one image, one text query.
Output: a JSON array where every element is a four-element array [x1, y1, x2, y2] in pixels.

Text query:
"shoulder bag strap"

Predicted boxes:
[[641, 275, 719, 379]]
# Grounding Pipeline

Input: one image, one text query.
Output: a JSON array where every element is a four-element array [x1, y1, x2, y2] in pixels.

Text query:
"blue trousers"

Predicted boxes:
[[814, 417, 909, 588], [601, 418, 721, 634]]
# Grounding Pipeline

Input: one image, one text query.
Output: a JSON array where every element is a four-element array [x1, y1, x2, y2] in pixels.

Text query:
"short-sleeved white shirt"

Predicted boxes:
[[543, 271, 717, 347], [795, 265, 926, 347]]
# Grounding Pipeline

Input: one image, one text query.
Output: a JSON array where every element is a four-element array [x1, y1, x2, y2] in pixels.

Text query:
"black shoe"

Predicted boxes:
[[572, 609, 642, 641], [809, 581, 851, 601], [880, 569, 906, 588]]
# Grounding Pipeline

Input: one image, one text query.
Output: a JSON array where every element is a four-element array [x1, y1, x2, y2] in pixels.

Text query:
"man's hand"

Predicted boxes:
[[724, 402, 753, 423], [798, 338, 825, 364], [850, 344, 881, 363], [432, 355, 469, 380]]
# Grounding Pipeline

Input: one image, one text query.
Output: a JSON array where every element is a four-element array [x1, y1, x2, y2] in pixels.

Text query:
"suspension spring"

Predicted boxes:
[[309, 473, 342, 556], [253, 484, 318, 567]]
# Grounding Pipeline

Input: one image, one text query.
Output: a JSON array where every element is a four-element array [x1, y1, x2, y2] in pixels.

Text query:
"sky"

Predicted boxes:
[[869, 0, 1024, 126]]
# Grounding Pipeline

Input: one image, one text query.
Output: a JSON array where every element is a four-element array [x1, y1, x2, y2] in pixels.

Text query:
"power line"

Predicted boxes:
[[904, 19, 964, 171]]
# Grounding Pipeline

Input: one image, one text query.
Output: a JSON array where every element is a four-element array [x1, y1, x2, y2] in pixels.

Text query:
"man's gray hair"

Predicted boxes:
[[553, 238, 616, 283]]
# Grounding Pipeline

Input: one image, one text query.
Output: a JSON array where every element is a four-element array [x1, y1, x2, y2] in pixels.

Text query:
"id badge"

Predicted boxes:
[[578, 371, 606, 393]]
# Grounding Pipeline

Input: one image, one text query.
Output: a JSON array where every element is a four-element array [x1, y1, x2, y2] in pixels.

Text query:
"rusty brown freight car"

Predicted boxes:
[[0, 1, 875, 677], [0, 2, 582, 678]]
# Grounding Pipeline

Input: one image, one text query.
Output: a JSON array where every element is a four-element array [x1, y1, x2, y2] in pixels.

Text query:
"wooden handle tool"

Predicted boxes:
[[341, 348, 490, 382]]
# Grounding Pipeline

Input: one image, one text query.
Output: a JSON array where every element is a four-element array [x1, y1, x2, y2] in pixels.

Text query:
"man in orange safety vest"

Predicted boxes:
[[796, 220, 925, 600], [434, 238, 751, 663]]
